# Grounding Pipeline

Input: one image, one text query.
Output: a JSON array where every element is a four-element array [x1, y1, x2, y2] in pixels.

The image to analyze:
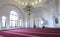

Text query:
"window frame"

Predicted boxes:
[[10, 11, 18, 27]]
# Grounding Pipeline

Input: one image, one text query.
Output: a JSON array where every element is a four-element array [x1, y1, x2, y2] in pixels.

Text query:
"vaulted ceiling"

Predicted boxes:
[[0, 0, 55, 18]]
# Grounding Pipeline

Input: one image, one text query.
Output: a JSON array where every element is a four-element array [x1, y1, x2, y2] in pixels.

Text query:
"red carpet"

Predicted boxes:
[[0, 28, 60, 37]]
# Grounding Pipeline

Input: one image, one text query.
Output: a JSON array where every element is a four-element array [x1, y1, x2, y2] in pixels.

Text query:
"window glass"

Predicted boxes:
[[10, 11, 18, 27], [19, 20, 23, 26], [2, 16, 6, 27]]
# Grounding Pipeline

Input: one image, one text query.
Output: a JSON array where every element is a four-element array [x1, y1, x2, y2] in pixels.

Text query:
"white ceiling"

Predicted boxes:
[[0, 0, 55, 18]]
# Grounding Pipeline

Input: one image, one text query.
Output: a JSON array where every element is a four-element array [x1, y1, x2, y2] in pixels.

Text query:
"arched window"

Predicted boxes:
[[2, 16, 6, 27], [10, 11, 18, 27]]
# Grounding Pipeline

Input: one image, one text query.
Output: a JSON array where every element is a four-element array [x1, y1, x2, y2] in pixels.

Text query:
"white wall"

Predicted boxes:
[[32, 0, 55, 28], [0, 1, 25, 30], [33, 0, 60, 28], [57, 0, 60, 28], [0, 0, 60, 30]]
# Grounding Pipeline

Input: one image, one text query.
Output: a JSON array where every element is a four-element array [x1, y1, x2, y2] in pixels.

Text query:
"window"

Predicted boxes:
[[19, 20, 23, 26], [40, 19, 44, 25], [2, 16, 6, 27], [10, 11, 18, 27], [40, 20, 44, 24]]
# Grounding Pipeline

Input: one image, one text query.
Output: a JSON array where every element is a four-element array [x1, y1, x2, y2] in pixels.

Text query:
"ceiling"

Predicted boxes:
[[0, 0, 55, 18]]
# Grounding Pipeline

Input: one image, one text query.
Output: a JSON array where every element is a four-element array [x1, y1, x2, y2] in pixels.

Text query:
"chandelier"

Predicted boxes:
[[24, 5, 34, 15], [14, 0, 44, 15], [14, 0, 43, 6]]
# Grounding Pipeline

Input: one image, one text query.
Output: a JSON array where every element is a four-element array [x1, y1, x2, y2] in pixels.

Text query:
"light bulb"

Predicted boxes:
[[25, 2, 28, 5], [32, 2, 34, 6], [39, 0, 42, 3], [35, 1, 38, 4], [22, 2, 24, 5]]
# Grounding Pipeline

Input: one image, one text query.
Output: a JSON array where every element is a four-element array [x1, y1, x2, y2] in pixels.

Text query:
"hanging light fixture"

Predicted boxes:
[[14, 0, 45, 16], [14, 0, 45, 15], [14, 0, 44, 6]]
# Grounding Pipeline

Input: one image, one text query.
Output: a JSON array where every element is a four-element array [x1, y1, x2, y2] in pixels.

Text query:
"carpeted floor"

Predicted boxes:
[[0, 35, 4, 37], [0, 28, 60, 37]]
